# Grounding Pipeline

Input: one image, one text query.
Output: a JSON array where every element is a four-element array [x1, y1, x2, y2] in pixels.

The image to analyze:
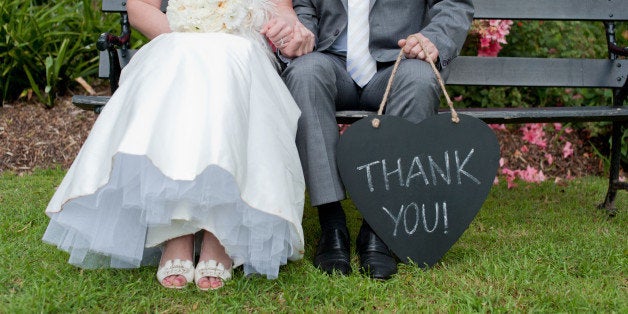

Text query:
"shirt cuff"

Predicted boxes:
[[276, 50, 294, 65]]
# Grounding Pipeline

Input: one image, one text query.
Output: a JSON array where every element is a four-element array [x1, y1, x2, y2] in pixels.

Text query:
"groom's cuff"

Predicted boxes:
[[276, 50, 294, 66]]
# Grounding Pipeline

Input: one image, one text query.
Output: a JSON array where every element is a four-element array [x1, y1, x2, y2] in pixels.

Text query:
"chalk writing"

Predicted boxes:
[[356, 161, 379, 192], [382, 158, 403, 191], [428, 152, 450, 185], [406, 156, 429, 187], [356, 149, 480, 192], [455, 149, 480, 185], [382, 201, 448, 237]]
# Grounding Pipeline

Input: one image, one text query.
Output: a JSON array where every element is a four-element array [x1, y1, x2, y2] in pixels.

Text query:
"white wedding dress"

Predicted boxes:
[[42, 0, 305, 279]]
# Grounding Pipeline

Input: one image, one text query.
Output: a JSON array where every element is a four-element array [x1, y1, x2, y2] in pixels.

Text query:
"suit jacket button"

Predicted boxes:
[[333, 29, 340, 36]]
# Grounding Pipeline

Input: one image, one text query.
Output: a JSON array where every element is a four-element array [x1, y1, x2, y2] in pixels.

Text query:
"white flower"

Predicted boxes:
[[166, 0, 269, 34]]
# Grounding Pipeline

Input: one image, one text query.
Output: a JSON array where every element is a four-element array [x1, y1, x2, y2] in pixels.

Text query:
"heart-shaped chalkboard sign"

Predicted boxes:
[[337, 113, 500, 267]]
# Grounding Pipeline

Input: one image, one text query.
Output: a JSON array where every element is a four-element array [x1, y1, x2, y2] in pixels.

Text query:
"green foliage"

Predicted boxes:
[[449, 20, 627, 111], [448, 20, 628, 168], [1, 0, 117, 107], [0, 170, 626, 312]]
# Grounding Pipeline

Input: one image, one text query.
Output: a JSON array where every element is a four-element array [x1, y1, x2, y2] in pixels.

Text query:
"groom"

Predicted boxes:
[[279, 0, 474, 279]]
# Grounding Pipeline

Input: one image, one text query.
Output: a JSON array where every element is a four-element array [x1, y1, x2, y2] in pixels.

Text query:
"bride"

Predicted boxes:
[[42, 0, 313, 290]]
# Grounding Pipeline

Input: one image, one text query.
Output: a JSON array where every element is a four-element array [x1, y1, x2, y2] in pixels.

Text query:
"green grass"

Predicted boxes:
[[0, 168, 626, 312]]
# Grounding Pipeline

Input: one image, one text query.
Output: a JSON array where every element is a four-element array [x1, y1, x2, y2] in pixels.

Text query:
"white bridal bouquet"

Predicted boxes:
[[167, 0, 272, 33]]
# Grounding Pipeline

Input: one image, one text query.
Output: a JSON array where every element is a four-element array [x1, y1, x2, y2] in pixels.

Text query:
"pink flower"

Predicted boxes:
[[520, 145, 529, 153], [518, 166, 546, 183], [562, 141, 573, 158], [453, 95, 463, 102], [501, 167, 515, 176], [489, 124, 507, 131], [478, 41, 502, 57], [544, 153, 554, 165], [520, 123, 547, 148], [537, 170, 547, 182], [521, 131, 536, 143], [501, 167, 518, 189], [506, 177, 517, 189], [479, 37, 491, 48], [553, 123, 562, 131], [473, 19, 513, 57]]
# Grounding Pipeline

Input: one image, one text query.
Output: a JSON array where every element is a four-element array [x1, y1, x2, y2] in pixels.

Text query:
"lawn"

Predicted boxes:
[[0, 168, 626, 312]]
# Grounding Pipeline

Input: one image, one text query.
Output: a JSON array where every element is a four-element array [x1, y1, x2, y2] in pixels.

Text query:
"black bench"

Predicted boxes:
[[73, 0, 627, 215]]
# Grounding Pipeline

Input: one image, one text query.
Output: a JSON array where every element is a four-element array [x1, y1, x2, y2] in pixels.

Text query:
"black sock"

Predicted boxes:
[[317, 201, 347, 232]]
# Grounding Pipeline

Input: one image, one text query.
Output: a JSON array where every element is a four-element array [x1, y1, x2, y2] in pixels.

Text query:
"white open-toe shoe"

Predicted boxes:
[[156, 259, 195, 289], [194, 260, 233, 291]]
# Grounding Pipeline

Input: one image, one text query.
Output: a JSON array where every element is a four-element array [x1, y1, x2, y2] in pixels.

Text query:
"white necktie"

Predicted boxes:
[[347, 0, 377, 87]]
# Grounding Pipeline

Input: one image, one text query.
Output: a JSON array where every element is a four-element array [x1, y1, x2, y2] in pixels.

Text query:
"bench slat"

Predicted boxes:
[[473, 0, 628, 21], [335, 106, 628, 124], [102, 0, 167, 12], [73, 95, 628, 124], [446, 57, 627, 88], [101, 0, 126, 12], [72, 95, 110, 112], [99, 55, 628, 89], [452, 106, 628, 123]]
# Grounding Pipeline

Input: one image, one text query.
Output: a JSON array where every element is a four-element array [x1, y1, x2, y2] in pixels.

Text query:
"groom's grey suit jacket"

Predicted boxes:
[[293, 0, 474, 70]]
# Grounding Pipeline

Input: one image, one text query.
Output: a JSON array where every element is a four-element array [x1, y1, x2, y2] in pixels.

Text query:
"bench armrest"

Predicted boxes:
[[97, 11, 132, 93]]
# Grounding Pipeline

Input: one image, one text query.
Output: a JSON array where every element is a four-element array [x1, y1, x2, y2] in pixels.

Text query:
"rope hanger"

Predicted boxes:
[[372, 35, 459, 128]]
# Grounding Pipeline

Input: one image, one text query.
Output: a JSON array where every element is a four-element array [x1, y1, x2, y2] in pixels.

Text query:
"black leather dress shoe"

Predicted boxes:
[[356, 223, 397, 280], [314, 227, 352, 275]]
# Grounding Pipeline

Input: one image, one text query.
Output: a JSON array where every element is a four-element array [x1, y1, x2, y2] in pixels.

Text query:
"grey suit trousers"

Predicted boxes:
[[282, 52, 442, 207]]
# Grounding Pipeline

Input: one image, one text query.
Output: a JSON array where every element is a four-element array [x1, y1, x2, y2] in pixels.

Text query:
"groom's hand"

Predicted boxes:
[[261, 17, 295, 50], [279, 21, 315, 58], [398, 33, 439, 62]]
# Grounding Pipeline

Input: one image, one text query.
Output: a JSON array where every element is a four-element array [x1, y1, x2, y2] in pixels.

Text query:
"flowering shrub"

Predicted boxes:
[[449, 20, 627, 182], [489, 122, 592, 188], [471, 19, 514, 57], [451, 20, 616, 111]]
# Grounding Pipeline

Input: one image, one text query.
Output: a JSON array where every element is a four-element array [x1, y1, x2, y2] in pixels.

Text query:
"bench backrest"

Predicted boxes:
[[473, 0, 628, 21], [101, 0, 628, 20], [446, 0, 628, 90], [98, 0, 628, 91]]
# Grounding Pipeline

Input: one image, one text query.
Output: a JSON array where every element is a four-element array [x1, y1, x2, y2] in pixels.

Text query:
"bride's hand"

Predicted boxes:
[[260, 2, 314, 58]]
